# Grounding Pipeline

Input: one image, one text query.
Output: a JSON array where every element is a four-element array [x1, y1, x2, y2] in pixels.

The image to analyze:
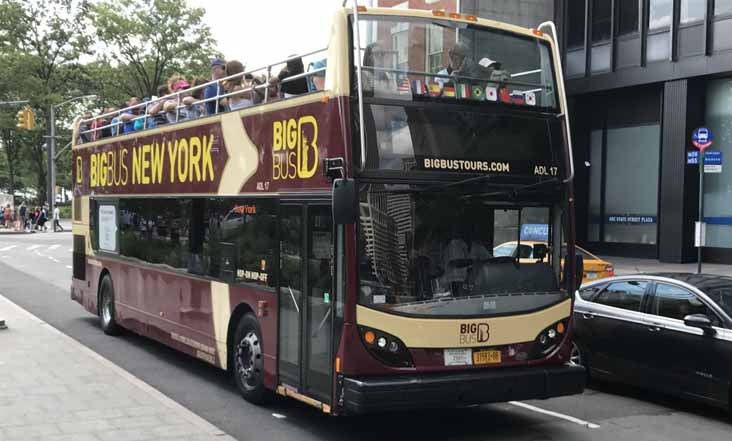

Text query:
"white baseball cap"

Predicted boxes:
[[478, 57, 498, 68]]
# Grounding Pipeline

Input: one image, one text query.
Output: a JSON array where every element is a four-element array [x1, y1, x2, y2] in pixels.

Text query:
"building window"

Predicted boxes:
[[649, 0, 673, 30], [617, 0, 640, 35], [715, 0, 732, 16], [567, 0, 586, 48], [680, 0, 706, 24], [592, 0, 612, 42], [391, 21, 409, 71], [704, 79, 732, 249], [603, 125, 660, 244], [426, 25, 443, 73], [588, 130, 603, 242]]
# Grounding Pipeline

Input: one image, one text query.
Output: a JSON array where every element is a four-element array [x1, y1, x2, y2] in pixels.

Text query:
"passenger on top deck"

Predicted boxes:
[[308, 59, 327, 91], [435, 41, 481, 88], [269, 56, 309, 98], [204, 58, 227, 115], [222, 60, 255, 110]]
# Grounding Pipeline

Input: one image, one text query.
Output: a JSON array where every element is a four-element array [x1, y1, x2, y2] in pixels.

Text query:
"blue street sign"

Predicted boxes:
[[692, 127, 714, 150], [520, 224, 549, 241], [687, 151, 722, 165], [705, 151, 722, 165]]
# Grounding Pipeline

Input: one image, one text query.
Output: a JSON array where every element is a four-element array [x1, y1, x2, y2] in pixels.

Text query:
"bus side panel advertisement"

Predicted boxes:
[[239, 98, 348, 193], [73, 97, 348, 196]]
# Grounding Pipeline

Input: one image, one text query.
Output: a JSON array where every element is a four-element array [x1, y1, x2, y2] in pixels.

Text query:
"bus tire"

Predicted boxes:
[[99, 274, 121, 336], [232, 313, 267, 404]]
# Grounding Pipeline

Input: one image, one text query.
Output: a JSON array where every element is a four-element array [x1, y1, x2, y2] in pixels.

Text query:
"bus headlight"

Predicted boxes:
[[531, 320, 568, 359], [359, 326, 414, 368]]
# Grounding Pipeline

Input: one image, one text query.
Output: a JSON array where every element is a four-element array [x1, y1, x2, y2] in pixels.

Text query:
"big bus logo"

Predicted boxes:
[[272, 115, 319, 180], [459, 323, 490, 344]]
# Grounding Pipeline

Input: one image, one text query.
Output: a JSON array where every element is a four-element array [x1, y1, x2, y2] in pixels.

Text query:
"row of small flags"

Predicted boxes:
[[401, 78, 536, 106]]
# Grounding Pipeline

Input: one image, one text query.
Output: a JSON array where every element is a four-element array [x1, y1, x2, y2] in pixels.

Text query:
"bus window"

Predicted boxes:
[[358, 186, 562, 317], [355, 16, 557, 109]]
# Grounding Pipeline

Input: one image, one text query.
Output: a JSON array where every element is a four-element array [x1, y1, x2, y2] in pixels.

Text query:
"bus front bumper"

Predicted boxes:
[[340, 364, 585, 414]]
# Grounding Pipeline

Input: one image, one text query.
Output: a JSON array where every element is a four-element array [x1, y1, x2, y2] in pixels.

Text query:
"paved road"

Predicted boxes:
[[1, 232, 731, 440]]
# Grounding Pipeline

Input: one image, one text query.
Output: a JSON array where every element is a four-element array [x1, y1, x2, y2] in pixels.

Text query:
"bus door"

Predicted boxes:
[[278, 204, 334, 403]]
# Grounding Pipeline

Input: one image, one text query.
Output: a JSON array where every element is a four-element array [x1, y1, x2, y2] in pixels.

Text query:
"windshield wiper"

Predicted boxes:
[[464, 178, 562, 199], [425, 174, 496, 192]]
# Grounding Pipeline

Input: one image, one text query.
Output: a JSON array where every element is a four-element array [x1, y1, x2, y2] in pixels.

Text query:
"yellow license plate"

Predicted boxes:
[[473, 350, 501, 365]]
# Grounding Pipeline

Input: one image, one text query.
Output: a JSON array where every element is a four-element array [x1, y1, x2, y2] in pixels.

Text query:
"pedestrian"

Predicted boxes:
[[39, 205, 48, 232], [19, 203, 26, 231], [3, 204, 10, 229], [53, 205, 64, 232]]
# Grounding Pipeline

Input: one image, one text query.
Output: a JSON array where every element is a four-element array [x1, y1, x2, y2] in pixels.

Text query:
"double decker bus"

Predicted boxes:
[[71, 5, 585, 415]]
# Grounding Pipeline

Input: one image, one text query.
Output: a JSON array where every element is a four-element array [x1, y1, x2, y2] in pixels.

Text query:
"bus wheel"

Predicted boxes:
[[99, 274, 120, 336], [233, 313, 267, 404]]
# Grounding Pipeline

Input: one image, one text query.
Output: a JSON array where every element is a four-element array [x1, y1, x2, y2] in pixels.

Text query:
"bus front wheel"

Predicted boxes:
[[233, 313, 267, 404], [99, 274, 120, 336]]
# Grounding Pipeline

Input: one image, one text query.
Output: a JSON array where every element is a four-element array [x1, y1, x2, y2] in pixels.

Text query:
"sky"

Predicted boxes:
[[188, 0, 349, 69]]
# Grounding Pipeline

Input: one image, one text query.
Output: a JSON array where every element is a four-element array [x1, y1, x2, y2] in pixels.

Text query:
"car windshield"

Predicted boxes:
[[703, 284, 732, 318], [492, 243, 590, 260], [358, 185, 567, 317]]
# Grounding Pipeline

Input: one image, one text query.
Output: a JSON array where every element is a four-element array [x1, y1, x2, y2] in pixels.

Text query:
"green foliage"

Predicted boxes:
[[90, 0, 221, 98], [0, 0, 222, 203], [58, 204, 72, 219]]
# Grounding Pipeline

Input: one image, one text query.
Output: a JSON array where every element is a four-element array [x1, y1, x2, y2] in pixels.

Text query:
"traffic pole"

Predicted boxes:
[[48, 105, 56, 224], [698, 151, 704, 274]]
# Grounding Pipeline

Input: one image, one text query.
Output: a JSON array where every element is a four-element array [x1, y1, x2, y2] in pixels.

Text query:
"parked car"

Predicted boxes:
[[493, 241, 614, 283], [572, 273, 732, 408]]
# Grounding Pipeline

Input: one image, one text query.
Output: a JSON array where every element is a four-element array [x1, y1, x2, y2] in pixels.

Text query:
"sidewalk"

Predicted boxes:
[[602, 256, 732, 277], [0, 220, 72, 235], [0, 294, 236, 441]]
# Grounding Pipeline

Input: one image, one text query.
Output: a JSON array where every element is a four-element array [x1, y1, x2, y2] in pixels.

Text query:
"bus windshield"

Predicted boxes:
[[355, 16, 558, 110], [358, 185, 567, 317]]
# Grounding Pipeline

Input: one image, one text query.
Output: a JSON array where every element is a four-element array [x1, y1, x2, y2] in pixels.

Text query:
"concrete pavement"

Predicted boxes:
[[2, 231, 732, 440], [604, 255, 732, 277], [0, 294, 236, 441]]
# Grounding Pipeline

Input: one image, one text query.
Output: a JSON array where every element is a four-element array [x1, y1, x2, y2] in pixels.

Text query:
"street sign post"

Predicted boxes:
[[692, 127, 713, 274]]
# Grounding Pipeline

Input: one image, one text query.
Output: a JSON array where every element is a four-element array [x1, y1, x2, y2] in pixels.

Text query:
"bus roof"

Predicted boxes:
[[342, 6, 554, 44]]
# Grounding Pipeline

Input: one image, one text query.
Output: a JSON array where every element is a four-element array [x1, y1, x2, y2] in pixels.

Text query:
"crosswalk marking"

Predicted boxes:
[[27, 245, 42, 251], [68, 248, 73, 252], [0, 245, 16, 251], [66, 265, 72, 269], [48, 244, 60, 251]]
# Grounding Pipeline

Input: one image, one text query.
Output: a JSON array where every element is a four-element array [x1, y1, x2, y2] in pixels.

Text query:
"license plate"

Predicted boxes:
[[586, 272, 598, 279], [444, 348, 472, 366], [473, 350, 502, 365]]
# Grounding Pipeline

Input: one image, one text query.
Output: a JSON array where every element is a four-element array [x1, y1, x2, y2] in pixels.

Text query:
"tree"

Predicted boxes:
[[0, 0, 93, 204], [91, 0, 220, 98]]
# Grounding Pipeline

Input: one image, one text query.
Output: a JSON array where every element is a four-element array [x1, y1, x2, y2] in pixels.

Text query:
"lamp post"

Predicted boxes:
[[47, 95, 96, 221]]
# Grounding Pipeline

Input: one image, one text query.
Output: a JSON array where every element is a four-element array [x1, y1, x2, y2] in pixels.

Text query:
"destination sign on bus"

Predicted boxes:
[[420, 157, 560, 177]]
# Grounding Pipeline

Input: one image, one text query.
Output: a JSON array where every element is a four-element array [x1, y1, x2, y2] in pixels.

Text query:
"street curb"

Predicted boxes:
[[0, 293, 230, 437]]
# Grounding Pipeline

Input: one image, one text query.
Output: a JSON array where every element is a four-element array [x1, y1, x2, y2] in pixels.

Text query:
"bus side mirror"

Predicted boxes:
[[333, 178, 357, 225]]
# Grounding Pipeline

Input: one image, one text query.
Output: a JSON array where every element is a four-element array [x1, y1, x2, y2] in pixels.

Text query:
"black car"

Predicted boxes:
[[572, 273, 732, 408]]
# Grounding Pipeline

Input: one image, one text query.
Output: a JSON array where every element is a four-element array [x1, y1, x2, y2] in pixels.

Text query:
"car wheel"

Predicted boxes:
[[570, 341, 585, 367], [570, 340, 593, 381], [233, 313, 268, 404], [99, 274, 121, 336]]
